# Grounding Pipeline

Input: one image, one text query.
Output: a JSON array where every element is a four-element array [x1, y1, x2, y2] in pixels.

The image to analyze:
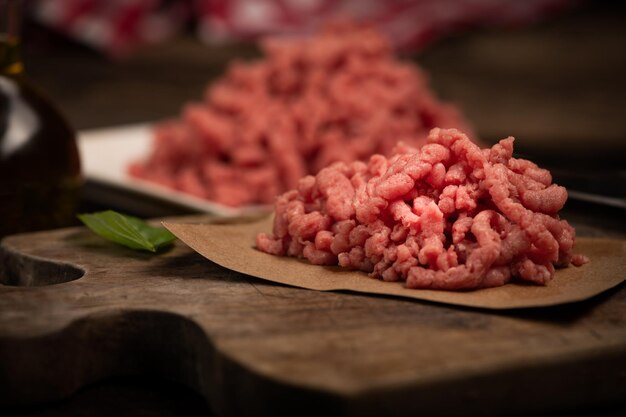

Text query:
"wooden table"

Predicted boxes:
[[1, 3, 625, 416]]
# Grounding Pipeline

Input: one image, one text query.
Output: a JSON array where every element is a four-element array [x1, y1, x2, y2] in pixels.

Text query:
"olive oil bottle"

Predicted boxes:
[[0, 0, 81, 237]]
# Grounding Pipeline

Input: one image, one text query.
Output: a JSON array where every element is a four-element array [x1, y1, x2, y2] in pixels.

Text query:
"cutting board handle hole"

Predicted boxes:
[[0, 249, 84, 286]]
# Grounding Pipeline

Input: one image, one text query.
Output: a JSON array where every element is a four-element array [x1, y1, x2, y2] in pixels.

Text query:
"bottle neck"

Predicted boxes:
[[0, 0, 24, 75]]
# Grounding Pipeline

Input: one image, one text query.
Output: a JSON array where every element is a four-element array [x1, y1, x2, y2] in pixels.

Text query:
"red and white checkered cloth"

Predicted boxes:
[[29, 0, 577, 57]]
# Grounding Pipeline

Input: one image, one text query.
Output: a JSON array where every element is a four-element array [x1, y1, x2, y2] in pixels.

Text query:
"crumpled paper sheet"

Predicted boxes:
[[164, 216, 625, 309]]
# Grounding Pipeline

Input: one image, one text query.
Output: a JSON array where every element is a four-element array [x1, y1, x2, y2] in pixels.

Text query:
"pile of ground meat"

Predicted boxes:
[[256, 128, 588, 290], [128, 21, 471, 207]]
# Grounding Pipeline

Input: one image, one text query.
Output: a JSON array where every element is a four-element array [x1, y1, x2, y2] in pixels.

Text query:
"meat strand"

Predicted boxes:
[[256, 128, 588, 291], [128, 21, 472, 207]]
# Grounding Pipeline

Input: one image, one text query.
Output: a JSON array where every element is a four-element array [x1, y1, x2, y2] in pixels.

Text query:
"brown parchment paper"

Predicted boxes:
[[164, 217, 626, 309]]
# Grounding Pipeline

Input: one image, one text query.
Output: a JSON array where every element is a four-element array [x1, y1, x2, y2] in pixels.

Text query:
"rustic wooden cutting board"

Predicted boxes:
[[1, 216, 625, 417]]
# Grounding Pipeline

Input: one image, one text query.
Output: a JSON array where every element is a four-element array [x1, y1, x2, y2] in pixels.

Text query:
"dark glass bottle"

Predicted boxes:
[[0, 0, 81, 237]]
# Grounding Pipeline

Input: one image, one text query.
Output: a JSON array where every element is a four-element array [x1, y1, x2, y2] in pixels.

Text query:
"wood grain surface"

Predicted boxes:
[[1, 216, 626, 417]]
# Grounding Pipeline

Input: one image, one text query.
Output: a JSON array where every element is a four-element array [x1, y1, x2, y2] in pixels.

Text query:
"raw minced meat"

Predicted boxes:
[[128, 21, 472, 207], [256, 128, 588, 291]]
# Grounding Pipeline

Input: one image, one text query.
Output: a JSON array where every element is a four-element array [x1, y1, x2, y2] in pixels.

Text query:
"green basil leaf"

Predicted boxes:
[[77, 210, 175, 252]]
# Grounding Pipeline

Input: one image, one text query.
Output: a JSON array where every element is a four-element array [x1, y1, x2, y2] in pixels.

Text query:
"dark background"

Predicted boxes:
[[21, 2, 626, 165], [20, 1, 626, 222], [3, 2, 625, 416]]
